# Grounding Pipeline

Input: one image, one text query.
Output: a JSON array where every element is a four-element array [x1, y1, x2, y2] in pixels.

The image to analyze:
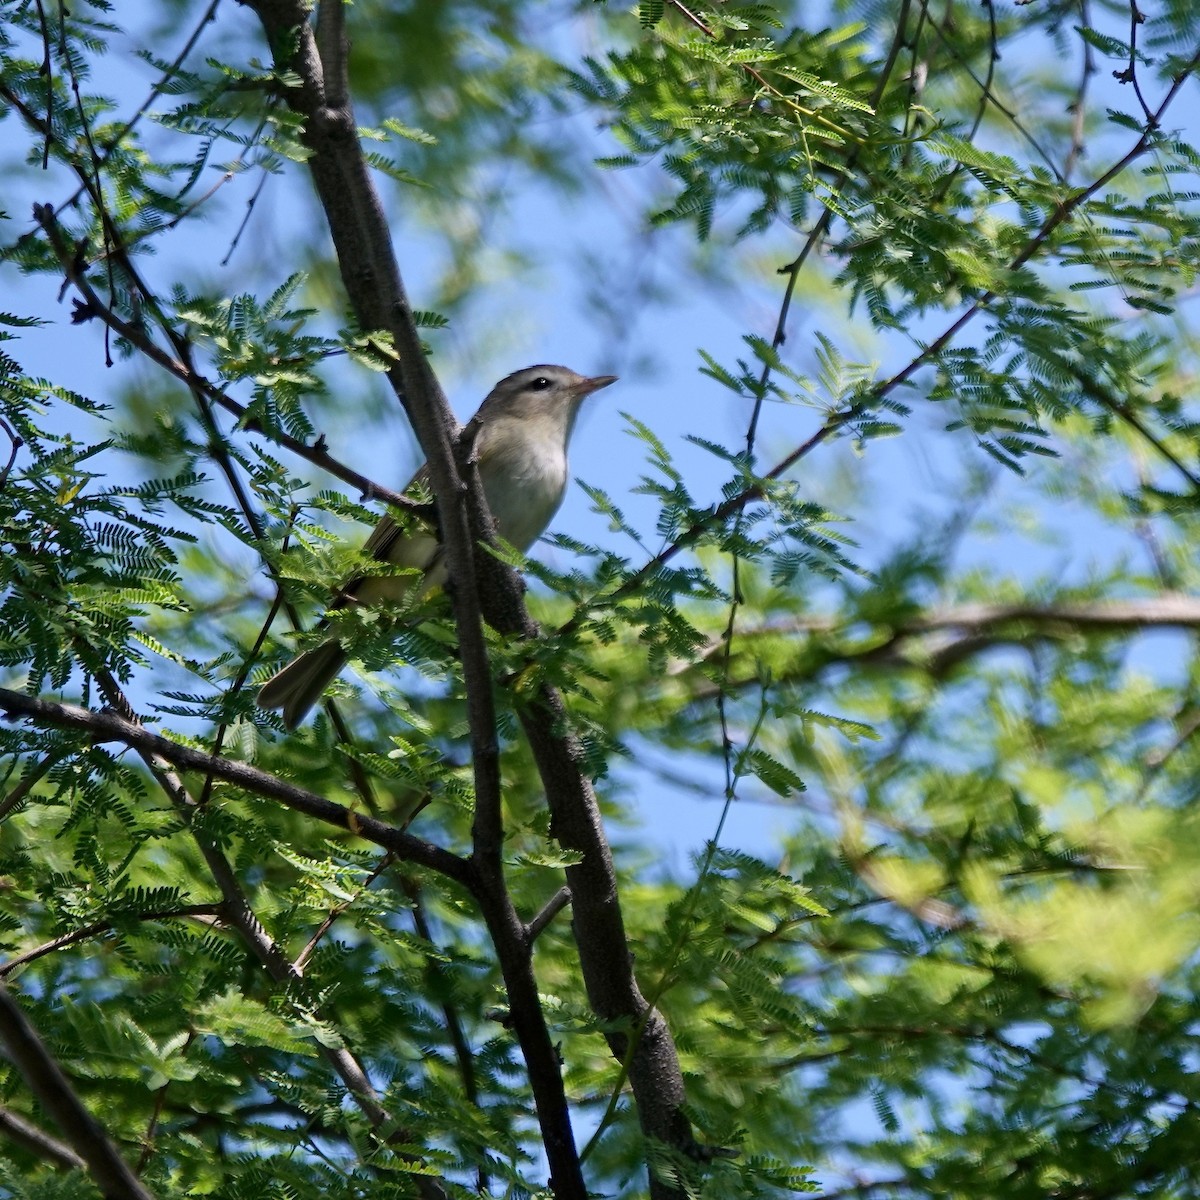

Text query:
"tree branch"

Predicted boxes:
[[678, 596, 1200, 696], [0, 905, 222, 978], [702, 595, 1200, 653], [528, 887, 572, 944], [0, 749, 64, 822], [0, 980, 159, 1200], [0, 686, 474, 885], [27, 199, 421, 516], [0, 1103, 86, 1172]]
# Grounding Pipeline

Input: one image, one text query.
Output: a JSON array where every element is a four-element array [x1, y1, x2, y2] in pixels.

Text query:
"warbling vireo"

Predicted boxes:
[[258, 364, 617, 727]]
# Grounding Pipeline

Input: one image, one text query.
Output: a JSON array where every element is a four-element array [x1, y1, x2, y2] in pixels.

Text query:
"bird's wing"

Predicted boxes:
[[331, 416, 490, 608], [331, 463, 438, 610], [362, 462, 432, 560]]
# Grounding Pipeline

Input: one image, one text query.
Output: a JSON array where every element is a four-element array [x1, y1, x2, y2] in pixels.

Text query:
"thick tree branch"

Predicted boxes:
[[896, 596, 1200, 633], [0, 980, 159, 1200], [246, 6, 588, 1192], [700, 595, 1200, 656], [249, 1, 513, 883], [518, 692, 698, 1167]]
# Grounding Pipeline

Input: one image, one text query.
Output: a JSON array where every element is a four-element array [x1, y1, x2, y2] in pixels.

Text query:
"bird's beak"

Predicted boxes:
[[578, 374, 618, 396]]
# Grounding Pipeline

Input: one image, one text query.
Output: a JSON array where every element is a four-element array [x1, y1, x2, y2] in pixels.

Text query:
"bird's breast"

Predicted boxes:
[[476, 416, 570, 552]]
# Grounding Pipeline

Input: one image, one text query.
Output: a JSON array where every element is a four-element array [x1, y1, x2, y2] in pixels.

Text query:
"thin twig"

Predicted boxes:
[[1064, 0, 1097, 181], [398, 872, 484, 1190], [900, 0, 931, 157], [221, 164, 270, 266], [32, 0, 53, 169], [0, 416, 23, 492], [27, 200, 420, 515], [1121, 0, 1155, 123], [292, 853, 393, 974], [1071, 368, 1200, 493], [60, 12, 117, 368], [196, 517, 294, 810], [0, 906, 222, 977], [136, 1042, 192, 1174], [666, 0, 862, 145], [23, 0, 222, 228], [923, 9, 1063, 183], [926, 0, 999, 203]]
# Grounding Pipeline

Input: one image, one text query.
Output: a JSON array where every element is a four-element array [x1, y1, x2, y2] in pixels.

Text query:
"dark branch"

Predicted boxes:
[[527, 887, 572, 944], [29, 201, 421, 516], [0, 686, 474, 886], [242, 3, 685, 1193], [0, 749, 64, 822], [0, 415, 23, 492], [0, 980, 159, 1200], [0, 1103, 86, 1172]]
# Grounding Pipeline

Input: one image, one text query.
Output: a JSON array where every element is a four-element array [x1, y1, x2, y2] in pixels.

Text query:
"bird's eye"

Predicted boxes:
[[529, 376, 552, 391]]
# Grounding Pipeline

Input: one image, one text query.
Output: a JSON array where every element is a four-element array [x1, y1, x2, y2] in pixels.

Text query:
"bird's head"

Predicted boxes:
[[480, 364, 617, 432]]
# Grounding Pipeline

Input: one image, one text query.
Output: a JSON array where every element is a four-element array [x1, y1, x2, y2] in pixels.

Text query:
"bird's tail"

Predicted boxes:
[[257, 640, 348, 729]]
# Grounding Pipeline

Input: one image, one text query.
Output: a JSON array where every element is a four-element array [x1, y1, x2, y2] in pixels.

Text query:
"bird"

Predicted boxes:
[[257, 364, 617, 728]]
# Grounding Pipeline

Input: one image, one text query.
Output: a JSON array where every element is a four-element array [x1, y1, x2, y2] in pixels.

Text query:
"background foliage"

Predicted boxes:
[[1, 0, 1200, 1197]]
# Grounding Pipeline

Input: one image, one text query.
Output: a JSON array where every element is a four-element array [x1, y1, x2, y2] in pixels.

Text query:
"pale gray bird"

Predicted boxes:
[[258, 364, 617, 728]]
